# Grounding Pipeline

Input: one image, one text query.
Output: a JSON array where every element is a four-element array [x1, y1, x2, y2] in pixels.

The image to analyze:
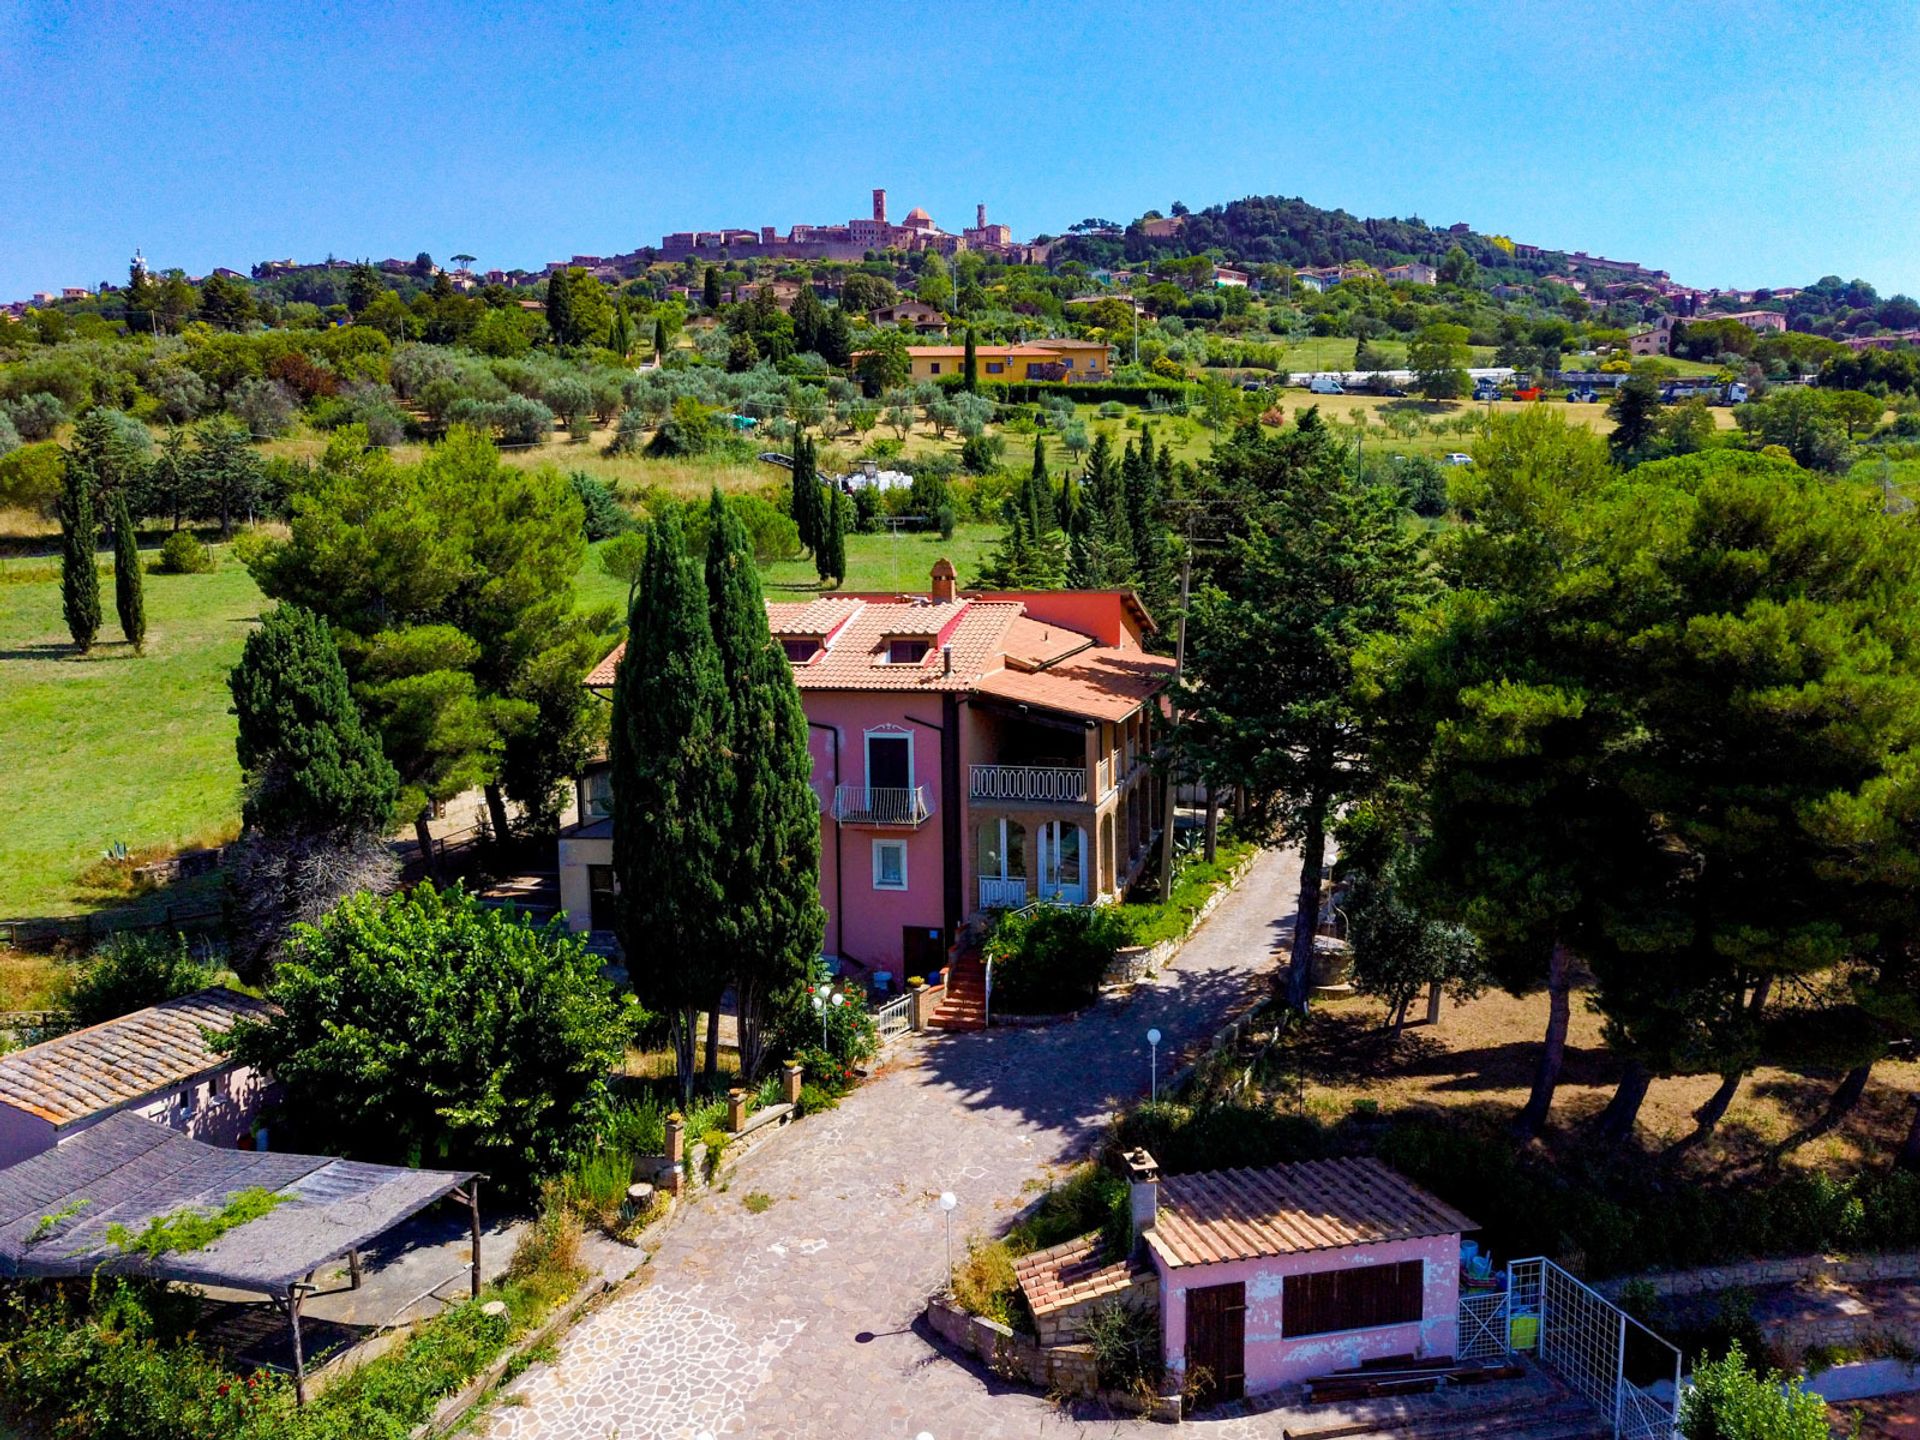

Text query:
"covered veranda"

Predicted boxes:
[[0, 1112, 482, 1403]]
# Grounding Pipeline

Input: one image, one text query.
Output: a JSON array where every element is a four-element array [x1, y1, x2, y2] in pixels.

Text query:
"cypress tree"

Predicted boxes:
[[545, 268, 575, 348], [654, 316, 668, 360], [703, 490, 824, 1076], [58, 453, 100, 652], [229, 604, 399, 835], [110, 489, 145, 654], [1029, 434, 1056, 532], [608, 302, 631, 357], [963, 327, 978, 392], [817, 483, 847, 586], [610, 508, 729, 1097], [790, 433, 820, 552], [703, 265, 722, 310]]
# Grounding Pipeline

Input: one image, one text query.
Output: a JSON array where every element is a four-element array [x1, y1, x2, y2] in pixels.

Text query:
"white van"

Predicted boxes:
[[1307, 375, 1345, 395]]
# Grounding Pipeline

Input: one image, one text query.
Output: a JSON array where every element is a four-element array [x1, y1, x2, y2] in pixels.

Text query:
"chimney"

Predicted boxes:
[[930, 557, 957, 604], [873, 188, 888, 225], [976, 203, 987, 231], [1125, 1148, 1160, 1243]]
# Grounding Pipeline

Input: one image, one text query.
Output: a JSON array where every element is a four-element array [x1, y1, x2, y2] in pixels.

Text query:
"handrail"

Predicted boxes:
[[830, 784, 930, 826], [968, 764, 1089, 804]]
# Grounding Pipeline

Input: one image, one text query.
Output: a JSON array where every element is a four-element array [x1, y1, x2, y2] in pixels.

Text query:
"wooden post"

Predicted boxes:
[[465, 1181, 482, 1298], [347, 1249, 362, 1290], [288, 1286, 307, 1406]]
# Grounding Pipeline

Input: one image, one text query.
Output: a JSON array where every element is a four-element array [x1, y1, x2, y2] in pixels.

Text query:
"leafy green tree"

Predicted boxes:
[[109, 489, 144, 653], [702, 491, 825, 1077], [978, 436, 1068, 588], [59, 931, 217, 1027], [226, 602, 402, 978], [57, 451, 100, 651], [230, 603, 399, 836], [1408, 323, 1471, 399], [1678, 1343, 1830, 1440], [854, 328, 911, 395], [1606, 374, 1663, 465], [196, 272, 256, 330], [791, 284, 827, 355], [1437, 245, 1478, 287], [65, 407, 151, 510], [187, 418, 265, 537], [1182, 419, 1427, 1010], [1734, 387, 1849, 471], [611, 507, 730, 1096], [223, 884, 639, 1194]]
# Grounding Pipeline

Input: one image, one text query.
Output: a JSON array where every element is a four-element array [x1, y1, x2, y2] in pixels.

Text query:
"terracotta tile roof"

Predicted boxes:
[[585, 643, 622, 687], [1015, 1233, 1152, 1316], [999, 615, 1094, 670], [973, 648, 1175, 723], [762, 597, 865, 637], [1146, 1158, 1475, 1270], [793, 599, 1022, 690], [0, 989, 279, 1129]]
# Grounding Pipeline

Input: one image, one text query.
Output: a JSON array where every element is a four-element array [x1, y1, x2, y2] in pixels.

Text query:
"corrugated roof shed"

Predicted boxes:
[[1146, 1158, 1474, 1269], [0, 988, 277, 1129], [0, 1112, 476, 1293]]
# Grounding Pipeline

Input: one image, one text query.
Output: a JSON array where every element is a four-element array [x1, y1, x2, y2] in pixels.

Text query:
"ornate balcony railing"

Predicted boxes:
[[831, 784, 930, 827], [969, 764, 1090, 804], [978, 875, 1030, 910]]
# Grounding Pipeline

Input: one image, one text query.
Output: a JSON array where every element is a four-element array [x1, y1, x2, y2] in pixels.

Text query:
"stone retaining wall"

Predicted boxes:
[[925, 1295, 1179, 1419], [1596, 1250, 1920, 1302], [1101, 850, 1257, 989]]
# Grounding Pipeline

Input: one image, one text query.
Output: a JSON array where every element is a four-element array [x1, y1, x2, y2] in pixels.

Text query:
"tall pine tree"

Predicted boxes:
[[611, 507, 730, 1097], [703, 490, 825, 1077], [703, 265, 723, 309], [1068, 432, 1136, 589], [58, 452, 100, 652], [110, 489, 145, 653]]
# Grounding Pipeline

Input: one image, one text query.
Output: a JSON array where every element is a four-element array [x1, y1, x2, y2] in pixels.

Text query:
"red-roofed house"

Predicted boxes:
[[560, 561, 1174, 980]]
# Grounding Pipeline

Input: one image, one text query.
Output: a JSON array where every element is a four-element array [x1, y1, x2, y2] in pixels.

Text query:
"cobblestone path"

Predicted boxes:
[[484, 847, 1300, 1440]]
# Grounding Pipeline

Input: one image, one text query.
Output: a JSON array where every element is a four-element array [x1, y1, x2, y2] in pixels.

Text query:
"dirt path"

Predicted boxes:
[[482, 848, 1299, 1440]]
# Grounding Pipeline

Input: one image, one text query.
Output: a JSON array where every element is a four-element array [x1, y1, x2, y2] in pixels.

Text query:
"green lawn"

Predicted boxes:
[[3, 524, 1005, 921], [0, 547, 262, 919]]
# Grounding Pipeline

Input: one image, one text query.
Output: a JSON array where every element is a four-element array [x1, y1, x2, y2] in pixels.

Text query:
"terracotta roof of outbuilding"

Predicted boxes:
[[973, 648, 1175, 723], [1145, 1158, 1474, 1269], [1015, 1233, 1152, 1316], [0, 989, 278, 1129]]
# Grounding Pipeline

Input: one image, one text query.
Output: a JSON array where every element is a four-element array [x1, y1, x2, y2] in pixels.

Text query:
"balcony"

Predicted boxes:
[[832, 784, 930, 827], [978, 875, 1030, 910], [969, 764, 1089, 805]]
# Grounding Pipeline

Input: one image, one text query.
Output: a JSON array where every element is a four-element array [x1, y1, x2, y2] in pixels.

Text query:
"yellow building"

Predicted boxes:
[[898, 339, 1116, 384]]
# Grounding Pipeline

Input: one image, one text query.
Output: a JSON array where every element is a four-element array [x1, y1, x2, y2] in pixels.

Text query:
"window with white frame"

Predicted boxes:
[[872, 839, 908, 890]]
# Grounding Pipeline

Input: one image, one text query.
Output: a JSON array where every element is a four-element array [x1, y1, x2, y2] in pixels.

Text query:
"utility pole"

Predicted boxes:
[[1156, 534, 1193, 904]]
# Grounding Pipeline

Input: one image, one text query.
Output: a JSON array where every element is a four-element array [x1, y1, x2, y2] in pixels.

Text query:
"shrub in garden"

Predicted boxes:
[[153, 528, 213, 573], [1678, 1342, 1829, 1440], [1085, 1300, 1162, 1393], [59, 931, 217, 1026], [567, 469, 631, 541], [983, 904, 1133, 1013]]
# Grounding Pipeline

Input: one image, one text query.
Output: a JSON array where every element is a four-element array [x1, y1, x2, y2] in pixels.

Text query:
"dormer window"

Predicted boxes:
[[783, 637, 822, 664], [886, 638, 931, 665]]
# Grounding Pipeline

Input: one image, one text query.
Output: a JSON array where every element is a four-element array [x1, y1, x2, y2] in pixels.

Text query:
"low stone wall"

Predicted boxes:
[[1596, 1250, 1920, 1302], [1101, 849, 1257, 989], [925, 1295, 1179, 1418]]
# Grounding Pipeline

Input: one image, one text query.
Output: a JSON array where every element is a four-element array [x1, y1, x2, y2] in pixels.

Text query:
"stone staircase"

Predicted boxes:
[[928, 953, 987, 1031]]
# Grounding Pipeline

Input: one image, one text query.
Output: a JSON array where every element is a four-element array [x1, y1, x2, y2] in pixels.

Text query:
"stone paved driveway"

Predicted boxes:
[[484, 848, 1301, 1440]]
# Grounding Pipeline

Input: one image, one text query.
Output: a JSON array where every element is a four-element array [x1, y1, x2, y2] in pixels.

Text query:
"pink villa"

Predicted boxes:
[[559, 561, 1175, 984], [1013, 1151, 1473, 1408]]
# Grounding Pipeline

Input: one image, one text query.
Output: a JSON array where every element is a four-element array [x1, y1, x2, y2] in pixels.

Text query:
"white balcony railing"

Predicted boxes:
[[969, 764, 1090, 804], [831, 784, 930, 827], [978, 875, 1030, 910]]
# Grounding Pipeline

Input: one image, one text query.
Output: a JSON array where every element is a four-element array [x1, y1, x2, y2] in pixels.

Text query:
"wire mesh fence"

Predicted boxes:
[[1506, 1256, 1681, 1440]]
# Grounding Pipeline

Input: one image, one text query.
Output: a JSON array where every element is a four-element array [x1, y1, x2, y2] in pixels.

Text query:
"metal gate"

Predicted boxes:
[[1460, 1257, 1681, 1440]]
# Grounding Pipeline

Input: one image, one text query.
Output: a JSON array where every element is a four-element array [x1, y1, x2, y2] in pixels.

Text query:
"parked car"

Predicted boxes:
[[1307, 376, 1345, 395], [1473, 379, 1500, 402], [1565, 387, 1599, 403], [1443, 452, 1474, 467]]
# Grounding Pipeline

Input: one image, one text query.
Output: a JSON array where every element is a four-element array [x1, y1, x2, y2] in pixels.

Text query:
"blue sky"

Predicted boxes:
[[2, 1, 1914, 301]]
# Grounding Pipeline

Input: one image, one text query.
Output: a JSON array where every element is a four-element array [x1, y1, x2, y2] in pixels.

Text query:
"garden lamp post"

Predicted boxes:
[[939, 1191, 957, 1276], [813, 986, 844, 1048], [1147, 1027, 1162, 1102]]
